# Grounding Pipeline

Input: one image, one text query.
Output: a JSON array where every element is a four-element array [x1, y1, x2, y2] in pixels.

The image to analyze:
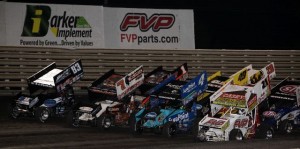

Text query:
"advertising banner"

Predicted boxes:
[[0, 1, 5, 46], [5, 2, 105, 49], [104, 7, 195, 49]]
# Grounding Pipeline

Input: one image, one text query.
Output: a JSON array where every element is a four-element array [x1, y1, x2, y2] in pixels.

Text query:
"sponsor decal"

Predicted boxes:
[[221, 93, 245, 100], [168, 112, 189, 122], [181, 72, 207, 99], [262, 111, 276, 118], [280, 85, 298, 95], [214, 92, 246, 108], [166, 83, 183, 90], [250, 71, 263, 84], [247, 95, 257, 111], [116, 66, 144, 99], [266, 63, 275, 75], [20, 5, 94, 47], [120, 13, 175, 32], [145, 112, 157, 119], [232, 68, 248, 86], [182, 82, 196, 94]]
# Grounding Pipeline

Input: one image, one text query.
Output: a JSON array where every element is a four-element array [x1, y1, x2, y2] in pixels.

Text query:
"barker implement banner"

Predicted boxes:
[[104, 7, 195, 49], [5, 2, 104, 49]]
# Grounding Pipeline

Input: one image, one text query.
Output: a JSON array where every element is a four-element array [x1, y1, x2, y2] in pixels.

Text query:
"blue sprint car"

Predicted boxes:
[[131, 71, 207, 137]]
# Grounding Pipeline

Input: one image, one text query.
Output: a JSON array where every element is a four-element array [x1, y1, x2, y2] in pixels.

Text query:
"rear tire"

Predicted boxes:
[[163, 121, 177, 138], [229, 129, 243, 141], [35, 107, 50, 123]]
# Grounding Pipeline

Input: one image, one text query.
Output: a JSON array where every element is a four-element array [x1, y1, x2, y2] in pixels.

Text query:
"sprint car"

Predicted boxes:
[[10, 60, 84, 123], [194, 63, 276, 142], [67, 65, 144, 128], [130, 71, 208, 137], [261, 77, 300, 134]]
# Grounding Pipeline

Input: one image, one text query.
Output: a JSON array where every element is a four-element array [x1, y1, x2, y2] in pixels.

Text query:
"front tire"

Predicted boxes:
[[163, 121, 177, 138], [229, 129, 243, 141], [129, 113, 143, 135], [256, 123, 273, 139], [97, 115, 112, 130], [35, 107, 50, 123], [66, 111, 79, 128], [279, 120, 293, 134], [10, 106, 20, 119], [194, 129, 207, 142]]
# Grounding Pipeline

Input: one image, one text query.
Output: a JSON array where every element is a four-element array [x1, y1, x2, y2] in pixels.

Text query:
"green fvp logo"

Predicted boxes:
[[21, 5, 92, 39]]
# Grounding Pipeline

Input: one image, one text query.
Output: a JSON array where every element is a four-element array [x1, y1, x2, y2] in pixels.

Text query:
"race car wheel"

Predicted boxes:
[[192, 118, 204, 142], [66, 111, 79, 128], [229, 129, 243, 141], [279, 120, 293, 134], [163, 122, 177, 138], [36, 107, 50, 123], [129, 113, 143, 135], [256, 123, 273, 139], [97, 115, 111, 130], [154, 127, 162, 134], [194, 129, 206, 142], [10, 106, 20, 119]]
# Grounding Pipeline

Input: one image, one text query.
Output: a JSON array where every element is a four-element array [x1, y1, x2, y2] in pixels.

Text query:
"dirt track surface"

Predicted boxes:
[[1, 96, 300, 149]]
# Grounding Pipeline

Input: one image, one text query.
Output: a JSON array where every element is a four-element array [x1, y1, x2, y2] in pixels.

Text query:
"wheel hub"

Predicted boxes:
[[286, 123, 293, 133], [41, 110, 49, 121], [236, 132, 243, 140], [266, 130, 273, 139], [103, 119, 111, 128]]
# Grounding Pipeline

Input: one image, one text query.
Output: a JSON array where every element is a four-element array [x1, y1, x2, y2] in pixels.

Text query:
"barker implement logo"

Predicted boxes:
[[120, 13, 175, 32], [21, 5, 92, 39]]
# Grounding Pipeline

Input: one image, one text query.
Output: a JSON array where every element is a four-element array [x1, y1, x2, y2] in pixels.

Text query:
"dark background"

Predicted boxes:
[[6, 0, 300, 49]]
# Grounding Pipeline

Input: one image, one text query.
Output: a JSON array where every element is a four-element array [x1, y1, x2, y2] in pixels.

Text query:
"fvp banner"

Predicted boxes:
[[104, 7, 195, 49]]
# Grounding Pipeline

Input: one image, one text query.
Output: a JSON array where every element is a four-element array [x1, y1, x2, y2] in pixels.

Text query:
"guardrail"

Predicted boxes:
[[1, 47, 299, 96]]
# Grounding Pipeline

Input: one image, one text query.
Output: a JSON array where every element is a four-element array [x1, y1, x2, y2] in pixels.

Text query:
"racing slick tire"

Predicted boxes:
[[229, 129, 243, 141], [163, 121, 177, 138], [97, 115, 112, 130], [154, 127, 162, 135], [9, 105, 20, 119], [66, 111, 79, 128], [194, 129, 207, 142], [192, 118, 205, 142], [279, 120, 293, 134], [129, 113, 143, 135], [256, 123, 274, 139], [35, 107, 50, 123]]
